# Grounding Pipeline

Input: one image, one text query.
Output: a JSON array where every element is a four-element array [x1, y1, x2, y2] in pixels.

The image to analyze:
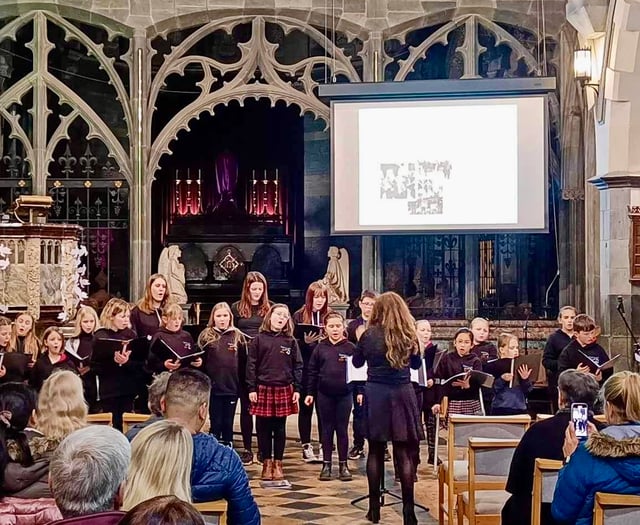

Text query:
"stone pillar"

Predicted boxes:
[[129, 31, 151, 301]]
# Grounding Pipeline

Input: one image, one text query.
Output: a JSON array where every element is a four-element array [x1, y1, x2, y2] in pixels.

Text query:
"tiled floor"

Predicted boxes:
[[235, 415, 439, 524]]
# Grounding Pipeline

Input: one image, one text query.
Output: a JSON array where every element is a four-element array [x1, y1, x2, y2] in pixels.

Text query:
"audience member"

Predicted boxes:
[[0, 382, 51, 498], [119, 495, 205, 525], [162, 368, 260, 525], [122, 419, 193, 511], [49, 425, 130, 524], [552, 371, 640, 525], [502, 369, 600, 525], [125, 372, 170, 441]]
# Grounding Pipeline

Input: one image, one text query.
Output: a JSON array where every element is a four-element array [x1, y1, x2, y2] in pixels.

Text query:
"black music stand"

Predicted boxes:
[[615, 296, 640, 365]]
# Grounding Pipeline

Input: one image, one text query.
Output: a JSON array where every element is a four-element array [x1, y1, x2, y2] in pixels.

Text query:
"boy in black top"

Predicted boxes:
[[542, 306, 576, 412], [346, 290, 377, 460]]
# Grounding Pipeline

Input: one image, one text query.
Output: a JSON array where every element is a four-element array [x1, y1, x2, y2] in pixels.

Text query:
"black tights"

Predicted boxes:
[[316, 392, 351, 462], [256, 416, 287, 460], [298, 396, 321, 444], [239, 387, 254, 451], [367, 440, 417, 521]]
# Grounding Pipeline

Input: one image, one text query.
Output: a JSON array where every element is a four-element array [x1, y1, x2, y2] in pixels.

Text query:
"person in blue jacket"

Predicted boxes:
[[162, 368, 260, 525], [552, 371, 640, 525]]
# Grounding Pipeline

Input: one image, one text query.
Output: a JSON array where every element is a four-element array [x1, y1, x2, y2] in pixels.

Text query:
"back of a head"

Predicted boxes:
[[123, 420, 193, 511], [37, 370, 87, 441], [148, 372, 171, 416], [120, 495, 204, 525], [368, 291, 417, 368], [603, 371, 640, 423], [164, 369, 211, 419], [50, 425, 131, 518], [558, 369, 600, 407]]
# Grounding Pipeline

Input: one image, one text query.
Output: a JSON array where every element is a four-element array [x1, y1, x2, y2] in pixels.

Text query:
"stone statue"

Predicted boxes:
[[158, 245, 188, 304], [323, 246, 349, 306]]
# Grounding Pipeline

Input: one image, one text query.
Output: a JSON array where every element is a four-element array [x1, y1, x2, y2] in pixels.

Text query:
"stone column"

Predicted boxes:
[[129, 31, 151, 301]]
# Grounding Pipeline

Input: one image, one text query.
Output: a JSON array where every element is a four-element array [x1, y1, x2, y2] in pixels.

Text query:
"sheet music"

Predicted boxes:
[[346, 355, 368, 383]]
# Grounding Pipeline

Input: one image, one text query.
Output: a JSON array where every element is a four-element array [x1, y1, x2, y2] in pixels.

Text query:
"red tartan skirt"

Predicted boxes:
[[250, 384, 298, 417]]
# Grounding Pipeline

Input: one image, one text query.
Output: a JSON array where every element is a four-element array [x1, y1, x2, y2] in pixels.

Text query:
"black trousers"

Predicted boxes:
[[298, 395, 321, 444], [210, 395, 238, 446], [491, 407, 528, 416], [316, 391, 352, 462], [352, 390, 366, 448], [101, 395, 134, 432], [238, 384, 254, 451], [256, 416, 287, 461]]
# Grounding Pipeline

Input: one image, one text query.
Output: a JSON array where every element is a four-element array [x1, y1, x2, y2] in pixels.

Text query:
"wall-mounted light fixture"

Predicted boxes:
[[574, 47, 599, 95]]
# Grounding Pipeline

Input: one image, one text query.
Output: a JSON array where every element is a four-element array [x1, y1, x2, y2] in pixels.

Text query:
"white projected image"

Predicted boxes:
[[358, 104, 518, 226]]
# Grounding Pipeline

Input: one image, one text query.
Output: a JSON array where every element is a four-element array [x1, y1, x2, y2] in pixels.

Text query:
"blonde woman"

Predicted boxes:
[[65, 305, 100, 411], [36, 370, 87, 444], [122, 420, 193, 511], [92, 298, 138, 431], [9, 312, 40, 369]]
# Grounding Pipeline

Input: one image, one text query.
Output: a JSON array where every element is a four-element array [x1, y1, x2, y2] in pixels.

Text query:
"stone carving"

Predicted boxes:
[[323, 246, 349, 306], [158, 245, 188, 304]]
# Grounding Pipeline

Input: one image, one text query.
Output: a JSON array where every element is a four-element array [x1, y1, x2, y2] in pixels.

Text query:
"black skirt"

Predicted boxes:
[[364, 382, 425, 443]]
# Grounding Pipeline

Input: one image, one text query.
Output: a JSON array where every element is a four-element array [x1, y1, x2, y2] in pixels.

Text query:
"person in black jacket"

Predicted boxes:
[[294, 280, 331, 463], [247, 304, 303, 482], [30, 327, 74, 392], [198, 302, 247, 447], [0, 316, 15, 383], [231, 271, 272, 466], [469, 317, 498, 363], [416, 319, 441, 465], [557, 314, 613, 386], [65, 306, 100, 412], [92, 298, 140, 431], [346, 290, 377, 460], [542, 306, 577, 412], [305, 312, 356, 481], [352, 292, 423, 525], [147, 304, 202, 375], [501, 369, 601, 525]]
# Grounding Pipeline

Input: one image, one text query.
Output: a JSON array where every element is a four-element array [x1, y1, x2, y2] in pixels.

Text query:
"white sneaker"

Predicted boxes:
[[302, 443, 317, 463]]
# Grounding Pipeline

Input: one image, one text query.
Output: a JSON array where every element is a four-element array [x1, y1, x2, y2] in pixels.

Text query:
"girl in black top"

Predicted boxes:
[[294, 280, 331, 463], [198, 302, 247, 447], [305, 312, 355, 481], [542, 306, 576, 412], [231, 271, 272, 465], [147, 304, 202, 375], [416, 320, 441, 465], [352, 292, 423, 525], [65, 306, 99, 411], [92, 298, 139, 431], [31, 327, 73, 392], [10, 312, 39, 375], [247, 304, 303, 482], [0, 316, 15, 384], [432, 328, 484, 417]]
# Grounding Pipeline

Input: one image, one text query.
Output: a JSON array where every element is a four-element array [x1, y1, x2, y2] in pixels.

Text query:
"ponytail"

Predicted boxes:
[[603, 371, 640, 423]]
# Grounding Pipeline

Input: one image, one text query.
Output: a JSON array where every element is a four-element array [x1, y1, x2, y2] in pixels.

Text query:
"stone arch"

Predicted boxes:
[[145, 14, 363, 181]]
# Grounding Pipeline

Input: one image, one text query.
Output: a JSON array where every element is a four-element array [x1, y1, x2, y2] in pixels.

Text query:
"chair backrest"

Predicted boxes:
[[594, 414, 607, 424], [536, 413, 554, 422], [531, 458, 562, 525], [468, 438, 520, 478], [86, 413, 113, 426], [193, 501, 228, 525], [593, 492, 640, 525], [449, 414, 531, 448], [122, 412, 150, 434]]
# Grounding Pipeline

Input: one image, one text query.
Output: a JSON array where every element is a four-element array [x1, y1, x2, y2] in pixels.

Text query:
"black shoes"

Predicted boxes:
[[319, 462, 332, 481], [348, 445, 365, 460], [338, 461, 352, 481]]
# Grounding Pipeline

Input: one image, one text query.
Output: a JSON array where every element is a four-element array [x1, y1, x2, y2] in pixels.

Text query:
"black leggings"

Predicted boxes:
[[316, 392, 352, 462], [238, 385, 254, 451], [210, 395, 238, 445], [352, 389, 366, 448], [298, 395, 321, 444], [368, 440, 417, 518], [256, 416, 287, 461]]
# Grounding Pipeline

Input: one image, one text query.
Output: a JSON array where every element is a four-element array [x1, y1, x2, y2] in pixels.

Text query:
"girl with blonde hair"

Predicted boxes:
[[198, 302, 247, 446], [122, 419, 193, 511], [66, 305, 100, 411], [36, 370, 87, 442], [352, 291, 423, 525], [553, 371, 640, 525], [9, 312, 40, 361]]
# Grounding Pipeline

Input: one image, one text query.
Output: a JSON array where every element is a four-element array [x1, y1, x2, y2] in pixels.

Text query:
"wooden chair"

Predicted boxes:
[[456, 437, 520, 525], [594, 414, 607, 424], [122, 412, 150, 434], [535, 413, 554, 422], [86, 413, 113, 426], [531, 458, 562, 525], [437, 414, 531, 525], [593, 492, 640, 525], [193, 500, 228, 525]]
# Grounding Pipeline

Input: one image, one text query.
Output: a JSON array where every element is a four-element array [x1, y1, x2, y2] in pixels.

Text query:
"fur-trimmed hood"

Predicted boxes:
[[585, 424, 640, 483]]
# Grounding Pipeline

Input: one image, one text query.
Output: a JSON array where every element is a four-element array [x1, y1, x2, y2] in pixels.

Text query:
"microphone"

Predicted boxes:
[[617, 296, 625, 314]]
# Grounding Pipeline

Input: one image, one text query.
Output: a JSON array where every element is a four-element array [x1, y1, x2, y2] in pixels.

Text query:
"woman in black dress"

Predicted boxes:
[[353, 291, 423, 525]]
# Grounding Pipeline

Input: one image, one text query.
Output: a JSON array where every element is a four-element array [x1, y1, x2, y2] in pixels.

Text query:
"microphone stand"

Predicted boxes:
[[615, 300, 640, 366]]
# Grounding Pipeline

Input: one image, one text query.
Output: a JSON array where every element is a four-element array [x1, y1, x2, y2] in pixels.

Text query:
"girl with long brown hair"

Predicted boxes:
[[352, 291, 423, 525], [293, 280, 331, 462], [231, 271, 272, 465]]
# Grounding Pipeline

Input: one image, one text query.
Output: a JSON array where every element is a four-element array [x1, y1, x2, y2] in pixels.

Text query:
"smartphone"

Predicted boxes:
[[571, 402, 589, 439]]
